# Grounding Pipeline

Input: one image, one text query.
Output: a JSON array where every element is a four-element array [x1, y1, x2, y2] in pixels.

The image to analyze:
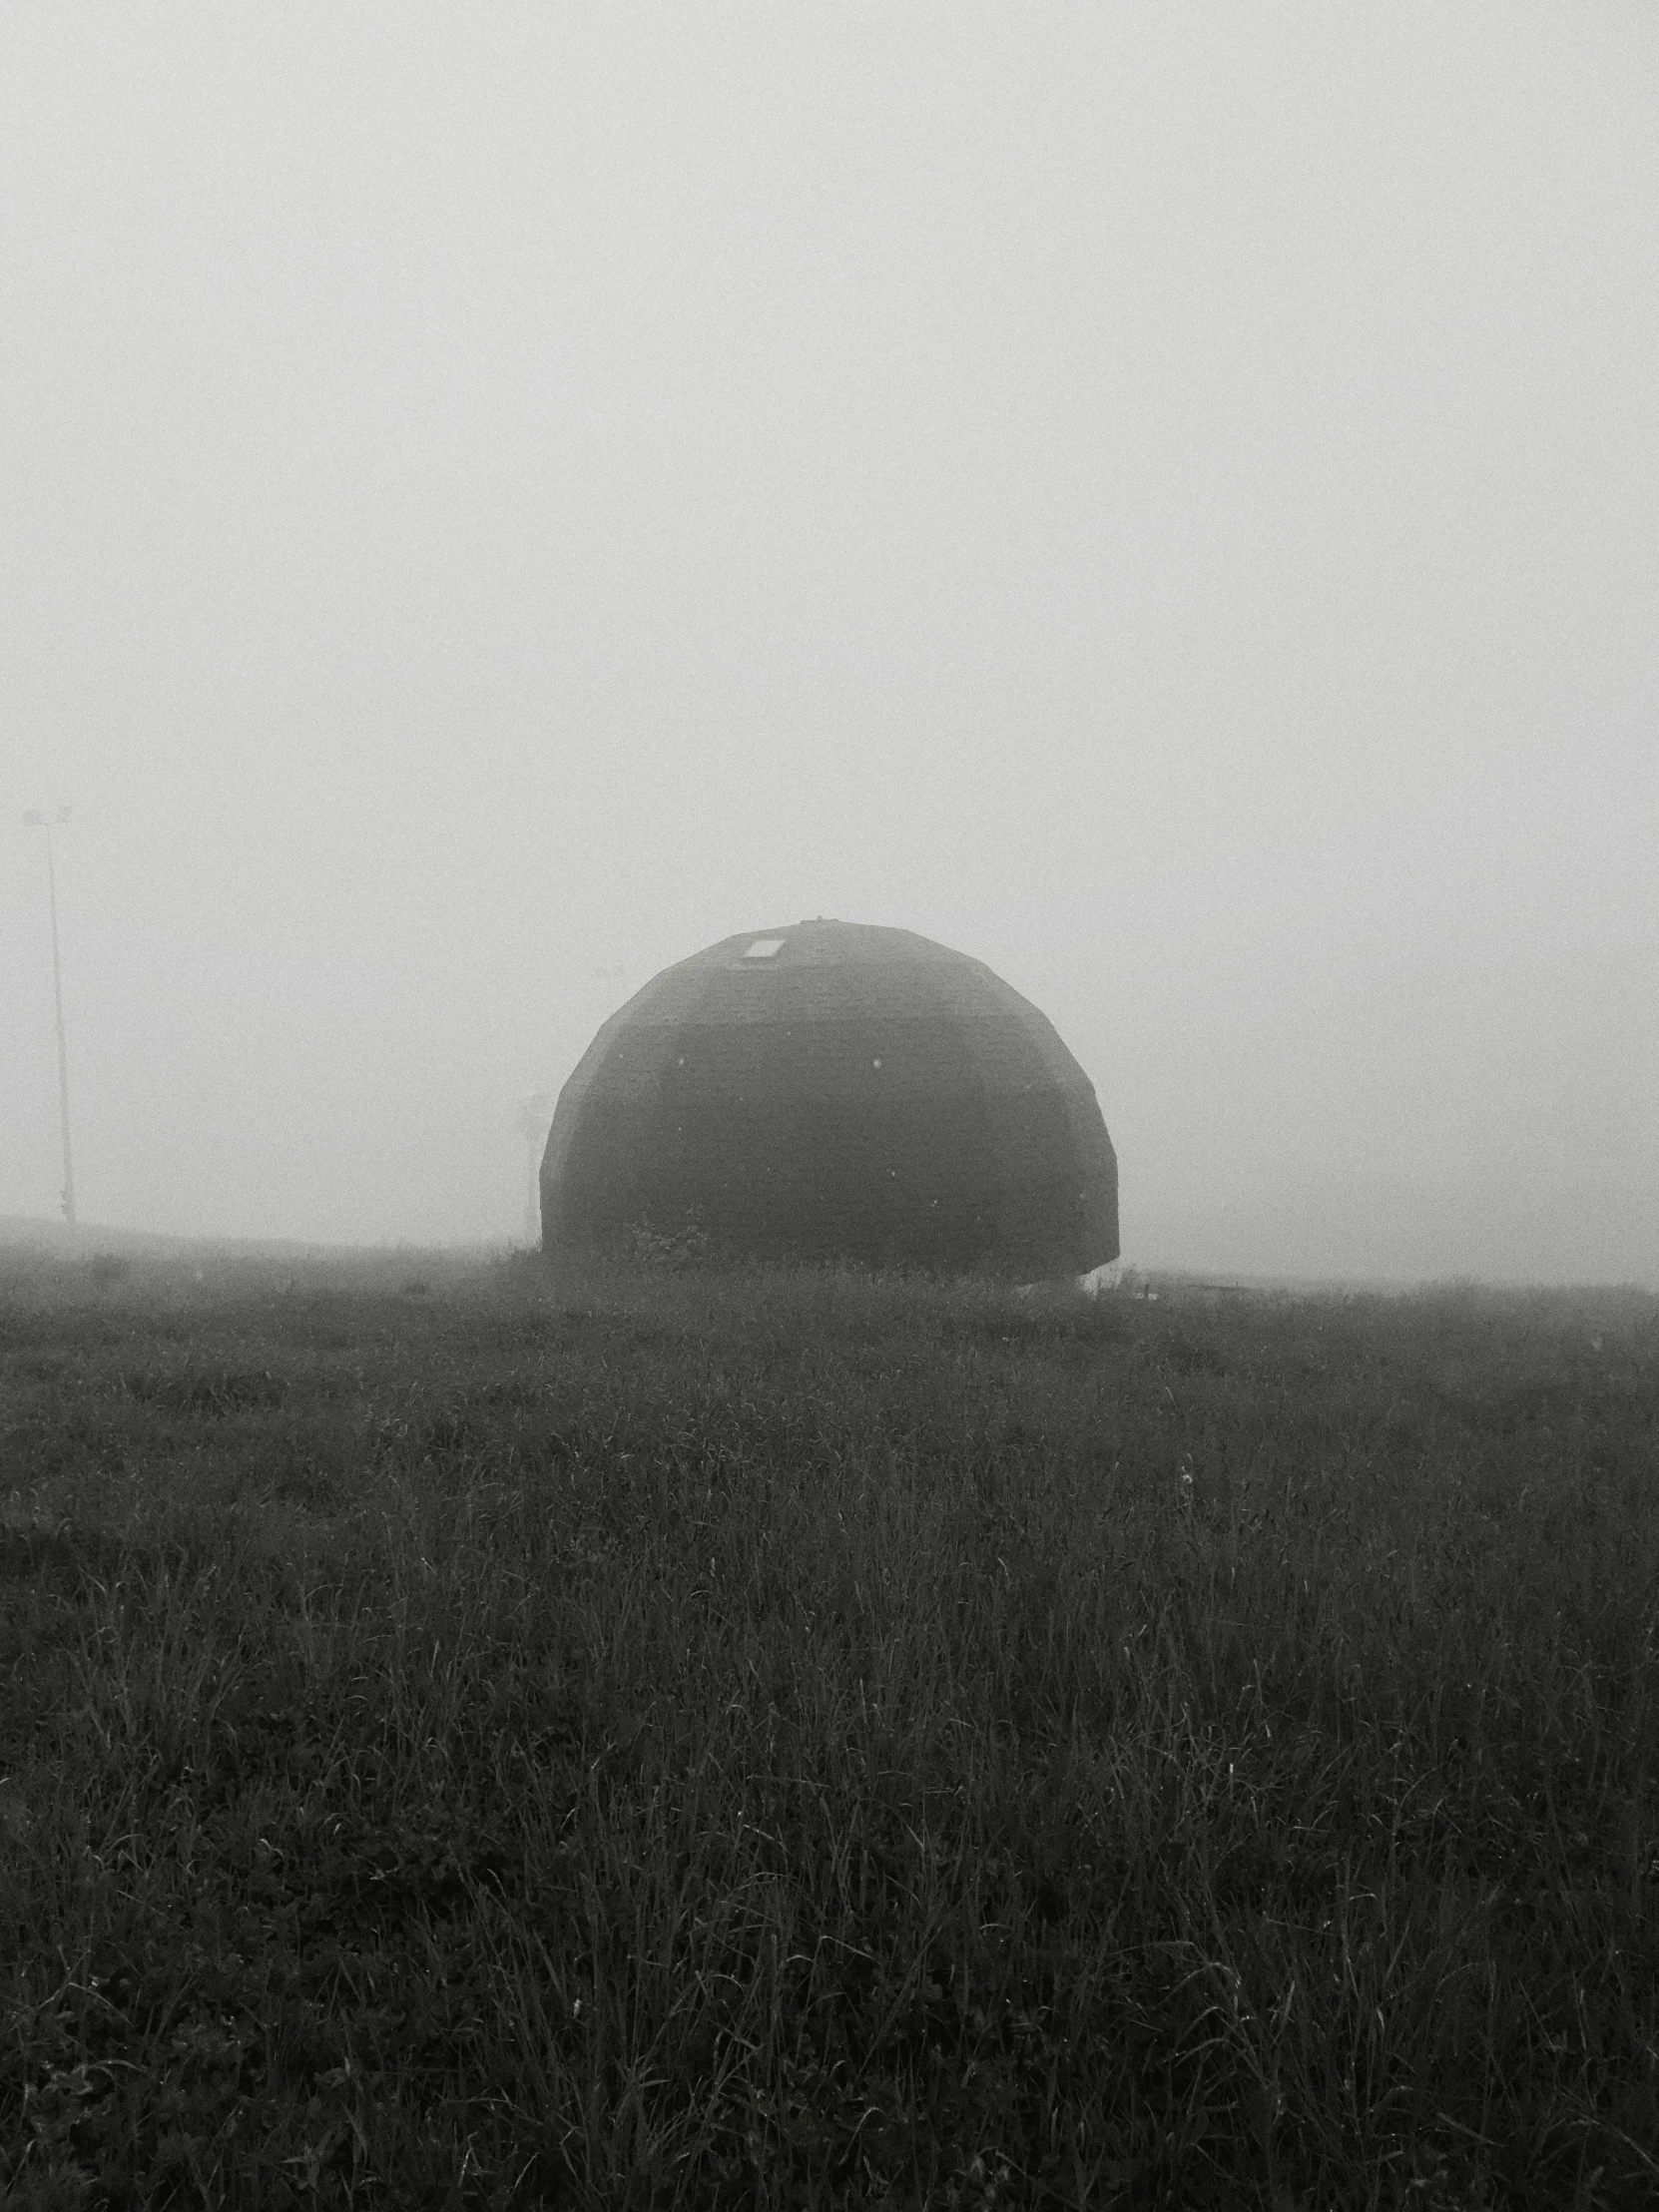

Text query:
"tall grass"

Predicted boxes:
[[1, 1247, 1656, 2208]]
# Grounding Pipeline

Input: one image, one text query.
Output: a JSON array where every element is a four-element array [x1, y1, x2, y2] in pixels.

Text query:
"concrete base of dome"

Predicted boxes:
[[1013, 1260, 1124, 1300]]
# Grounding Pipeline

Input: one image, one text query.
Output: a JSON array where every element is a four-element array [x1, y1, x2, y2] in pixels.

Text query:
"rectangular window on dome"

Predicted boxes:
[[743, 938, 785, 960]]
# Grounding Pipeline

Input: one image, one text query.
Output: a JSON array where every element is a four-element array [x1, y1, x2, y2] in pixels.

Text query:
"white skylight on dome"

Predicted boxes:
[[743, 937, 785, 960]]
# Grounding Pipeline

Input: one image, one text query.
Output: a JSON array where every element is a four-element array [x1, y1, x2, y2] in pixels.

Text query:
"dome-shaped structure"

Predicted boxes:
[[540, 920, 1118, 1277]]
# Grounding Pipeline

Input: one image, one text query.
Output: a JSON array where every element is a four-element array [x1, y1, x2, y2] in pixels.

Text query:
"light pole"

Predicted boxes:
[[22, 806, 77, 1230], [515, 1093, 552, 1247]]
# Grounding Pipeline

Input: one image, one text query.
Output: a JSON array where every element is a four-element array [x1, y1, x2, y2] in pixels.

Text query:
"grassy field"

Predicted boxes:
[[1, 1245, 1656, 2210]]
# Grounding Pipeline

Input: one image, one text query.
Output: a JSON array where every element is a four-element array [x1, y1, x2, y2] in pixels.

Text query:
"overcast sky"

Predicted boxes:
[[4, 6, 1655, 1281]]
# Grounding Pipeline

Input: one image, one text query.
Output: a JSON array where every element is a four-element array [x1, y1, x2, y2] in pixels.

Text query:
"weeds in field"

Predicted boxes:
[[0, 1247, 1655, 2207], [622, 1214, 713, 1273]]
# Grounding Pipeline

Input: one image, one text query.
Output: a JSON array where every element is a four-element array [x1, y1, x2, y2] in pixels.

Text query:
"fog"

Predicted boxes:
[[4, 7, 1655, 1283]]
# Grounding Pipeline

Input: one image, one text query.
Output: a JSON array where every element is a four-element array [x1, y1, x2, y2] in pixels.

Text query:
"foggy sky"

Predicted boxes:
[[4, 6, 1656, 1282]]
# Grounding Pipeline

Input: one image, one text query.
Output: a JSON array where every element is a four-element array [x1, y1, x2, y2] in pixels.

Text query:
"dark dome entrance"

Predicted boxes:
[[540, 920, 1118, 1277]]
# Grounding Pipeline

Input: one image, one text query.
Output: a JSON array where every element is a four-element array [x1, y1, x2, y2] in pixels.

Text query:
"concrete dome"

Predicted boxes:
[[540, 919, 1118, 1277]]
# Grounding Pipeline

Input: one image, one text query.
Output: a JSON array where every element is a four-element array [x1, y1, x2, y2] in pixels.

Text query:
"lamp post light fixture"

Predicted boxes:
[[21, 806, 77, 1230]]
